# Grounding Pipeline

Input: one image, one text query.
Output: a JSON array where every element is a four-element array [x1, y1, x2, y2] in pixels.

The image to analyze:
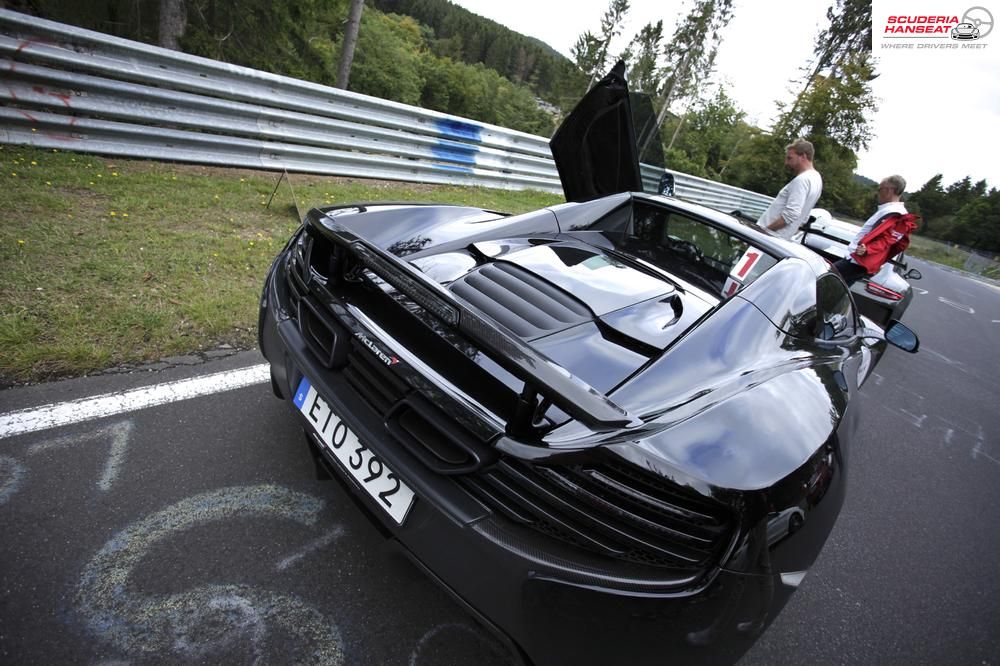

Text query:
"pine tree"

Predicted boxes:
[[571, 0, 630, 91], [638, 0, 734, 159]]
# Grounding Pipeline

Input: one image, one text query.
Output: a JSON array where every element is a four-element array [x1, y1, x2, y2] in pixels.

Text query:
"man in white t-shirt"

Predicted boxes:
[[756, 139, 823, 239]]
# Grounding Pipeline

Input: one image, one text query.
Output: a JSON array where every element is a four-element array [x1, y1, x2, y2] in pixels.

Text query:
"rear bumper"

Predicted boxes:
[[259, 264, 804, 665]]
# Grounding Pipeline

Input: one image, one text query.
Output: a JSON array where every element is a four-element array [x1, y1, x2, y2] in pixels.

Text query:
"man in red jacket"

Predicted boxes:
[[834, 175, 917, 285]]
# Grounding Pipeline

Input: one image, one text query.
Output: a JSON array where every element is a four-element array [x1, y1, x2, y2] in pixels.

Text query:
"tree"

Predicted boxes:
[[950, 189, 1000, 251], [335, 0, 365, 89], [571, 0, 630, 91], [658, 86, 745, 179], [780, 0, 872, 129], [774, 0, 877, 152], [158, 0, 187, 50], [620, 20, 663, 95], [638, 0, 734, 159]]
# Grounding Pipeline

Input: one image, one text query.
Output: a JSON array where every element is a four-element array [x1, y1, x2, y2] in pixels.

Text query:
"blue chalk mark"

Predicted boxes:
[[431, 140, 478, 165], [430, 163, 475, 174], [435, 118, 482, 142]]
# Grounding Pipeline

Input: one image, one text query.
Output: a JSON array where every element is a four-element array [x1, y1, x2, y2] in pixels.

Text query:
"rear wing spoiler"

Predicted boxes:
[[307, 212, 642, 434]]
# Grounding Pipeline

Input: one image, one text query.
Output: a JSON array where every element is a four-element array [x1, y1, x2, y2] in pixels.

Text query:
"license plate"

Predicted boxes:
[[294, 377, 415, 525]]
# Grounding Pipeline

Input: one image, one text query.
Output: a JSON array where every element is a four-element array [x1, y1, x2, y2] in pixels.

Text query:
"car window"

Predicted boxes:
[[619, 203, 777, 297], [816, 274, 856, 340]]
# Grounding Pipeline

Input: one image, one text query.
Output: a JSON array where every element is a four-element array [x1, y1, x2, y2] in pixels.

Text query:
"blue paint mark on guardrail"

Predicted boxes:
[[430, 163, 475, 174], [434, 118, 482, 142], [431, 140, 478, 166]]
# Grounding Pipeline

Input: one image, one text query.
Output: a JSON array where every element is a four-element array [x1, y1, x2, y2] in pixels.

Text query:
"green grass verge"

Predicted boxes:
[[0, 145, 562, 385], [905, 234, 968, 271]]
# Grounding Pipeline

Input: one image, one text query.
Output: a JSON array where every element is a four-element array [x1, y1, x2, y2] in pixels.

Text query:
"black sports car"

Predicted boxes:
[[258, 63, 919, 664]]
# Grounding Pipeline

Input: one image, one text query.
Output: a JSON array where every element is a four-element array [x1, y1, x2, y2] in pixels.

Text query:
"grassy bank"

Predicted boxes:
[[0, 145, 562, 385], [906, 234, 1000, 280]]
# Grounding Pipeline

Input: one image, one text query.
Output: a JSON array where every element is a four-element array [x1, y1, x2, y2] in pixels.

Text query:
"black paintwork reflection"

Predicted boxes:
[[584, 296, 848, 490], [530, 322, 647, 394], [737, 258, 820, 338], [322, 204, 561, 259], [494, 241, 671, 315]]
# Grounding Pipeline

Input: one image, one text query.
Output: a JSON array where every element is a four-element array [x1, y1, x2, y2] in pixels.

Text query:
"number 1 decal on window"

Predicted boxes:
[[734, 250, 760, 278], [722, 247, 762, 298]]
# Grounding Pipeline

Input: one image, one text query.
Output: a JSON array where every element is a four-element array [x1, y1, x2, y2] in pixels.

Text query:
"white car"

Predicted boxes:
[[795, 209, 923, 326]]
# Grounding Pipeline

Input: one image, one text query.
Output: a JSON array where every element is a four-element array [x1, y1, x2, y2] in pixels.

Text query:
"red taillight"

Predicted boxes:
[[865, 282, 903, 301]]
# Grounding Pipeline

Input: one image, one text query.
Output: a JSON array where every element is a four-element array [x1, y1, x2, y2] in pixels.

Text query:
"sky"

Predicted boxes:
[[448, 0, 1000, 192]]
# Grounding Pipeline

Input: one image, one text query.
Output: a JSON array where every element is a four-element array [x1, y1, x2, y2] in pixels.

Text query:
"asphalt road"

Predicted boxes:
[[1, 257, 998, 665]]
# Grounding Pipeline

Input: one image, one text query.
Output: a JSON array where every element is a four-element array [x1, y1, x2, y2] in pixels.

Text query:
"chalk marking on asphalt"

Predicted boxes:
[[28, 420, 133, 491], [920, 348, 967, 373], [899, 410, 927, 429], [0, 456, 28, 506], [972, 440, 1000, 466], [937, 297, 975, 314], [0, 364, 269, 440], [76, 484, 343, 663], [944, 429, 954, 446], [276, 526, 345, 571]]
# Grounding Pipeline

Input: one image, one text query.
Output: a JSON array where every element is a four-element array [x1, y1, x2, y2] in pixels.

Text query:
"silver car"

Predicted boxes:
[[795, 209, 923, 326]]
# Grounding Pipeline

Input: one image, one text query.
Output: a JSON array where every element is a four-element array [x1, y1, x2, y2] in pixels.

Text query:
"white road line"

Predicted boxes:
[[0, 364, 270, 440], [937, 297, 975, 314]]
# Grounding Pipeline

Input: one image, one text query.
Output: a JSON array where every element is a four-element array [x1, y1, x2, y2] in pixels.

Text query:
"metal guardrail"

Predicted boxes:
[[0, 9, 773, 217]]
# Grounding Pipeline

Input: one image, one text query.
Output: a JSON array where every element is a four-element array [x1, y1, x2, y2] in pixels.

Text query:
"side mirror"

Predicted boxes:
[[885, 320, 919, 353], [905, 268, 922, 280]]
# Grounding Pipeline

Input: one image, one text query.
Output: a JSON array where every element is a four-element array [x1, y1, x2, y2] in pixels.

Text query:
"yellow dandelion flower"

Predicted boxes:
[[123, 213, 129, 218], [31, 161, 37, 165], [111, 171, 119, 177], [45, 181, 52, 186], [109, 211, 117, 217], [17, 239, 25, 245], [10, 172, 16, 177]]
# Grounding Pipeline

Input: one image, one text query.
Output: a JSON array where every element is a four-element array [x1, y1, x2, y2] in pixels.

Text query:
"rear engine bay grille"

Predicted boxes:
[[463, 459, 734, 570], [449, 261, 590, 339]]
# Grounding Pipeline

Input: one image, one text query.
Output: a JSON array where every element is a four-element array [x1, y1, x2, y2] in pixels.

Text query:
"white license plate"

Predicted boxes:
[[294, 376, 415, 525]]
